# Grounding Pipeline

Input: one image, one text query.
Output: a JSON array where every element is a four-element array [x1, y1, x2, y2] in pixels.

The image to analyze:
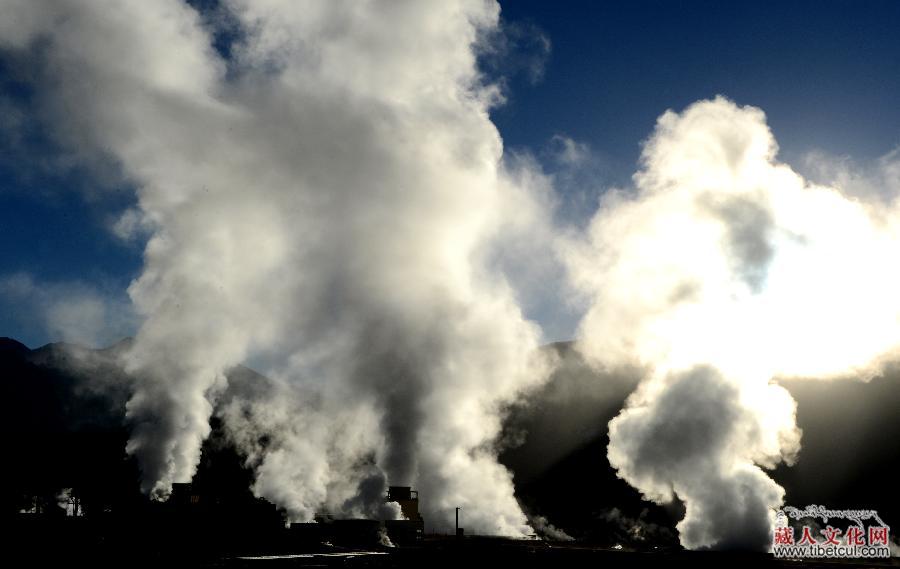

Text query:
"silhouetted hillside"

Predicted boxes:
[[502, 341, 900, 546], [0, 337, 272, 522]]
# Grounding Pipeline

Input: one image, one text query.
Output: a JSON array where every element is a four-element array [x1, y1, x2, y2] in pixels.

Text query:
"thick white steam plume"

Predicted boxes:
[[0, 0, 554, 534], [565, 96, 900, 549]]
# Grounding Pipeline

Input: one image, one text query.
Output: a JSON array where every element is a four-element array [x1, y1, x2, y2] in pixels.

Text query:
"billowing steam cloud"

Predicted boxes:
[[565, 96, 900, 549], [10, 0, 897, 549], [0, 0, 554, 534]]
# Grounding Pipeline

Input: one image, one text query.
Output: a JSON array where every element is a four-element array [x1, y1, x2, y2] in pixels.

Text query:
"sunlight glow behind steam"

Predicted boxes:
[[567, 96, 900, 549]]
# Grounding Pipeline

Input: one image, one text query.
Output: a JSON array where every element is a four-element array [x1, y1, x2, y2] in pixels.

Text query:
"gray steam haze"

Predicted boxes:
[[4, 0, 900, 548]]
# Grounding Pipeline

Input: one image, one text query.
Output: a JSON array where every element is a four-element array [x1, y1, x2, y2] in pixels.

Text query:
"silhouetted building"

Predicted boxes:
[[386, 486, 424, 544], [170, 483, 203, 507]]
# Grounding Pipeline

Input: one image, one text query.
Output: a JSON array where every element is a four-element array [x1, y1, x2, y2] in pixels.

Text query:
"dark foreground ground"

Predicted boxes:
[[216, 540, 900, 569], [10, 530, 899, 569]]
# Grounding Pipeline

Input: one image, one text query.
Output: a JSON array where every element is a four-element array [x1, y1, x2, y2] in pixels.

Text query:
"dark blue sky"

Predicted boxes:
[[2, 0, 900, 347], [494, 0, 900, 177]]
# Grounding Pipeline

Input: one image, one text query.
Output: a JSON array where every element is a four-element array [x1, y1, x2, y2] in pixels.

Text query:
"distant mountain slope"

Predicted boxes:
[[501, 342, 678, 545], [0, 337, 265, 518], [503, 341, 900, 544]]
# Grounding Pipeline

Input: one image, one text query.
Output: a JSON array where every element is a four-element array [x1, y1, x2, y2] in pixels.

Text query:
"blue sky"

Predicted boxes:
[[2, 0, 900, 348], [495, 0, 900, 170]]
